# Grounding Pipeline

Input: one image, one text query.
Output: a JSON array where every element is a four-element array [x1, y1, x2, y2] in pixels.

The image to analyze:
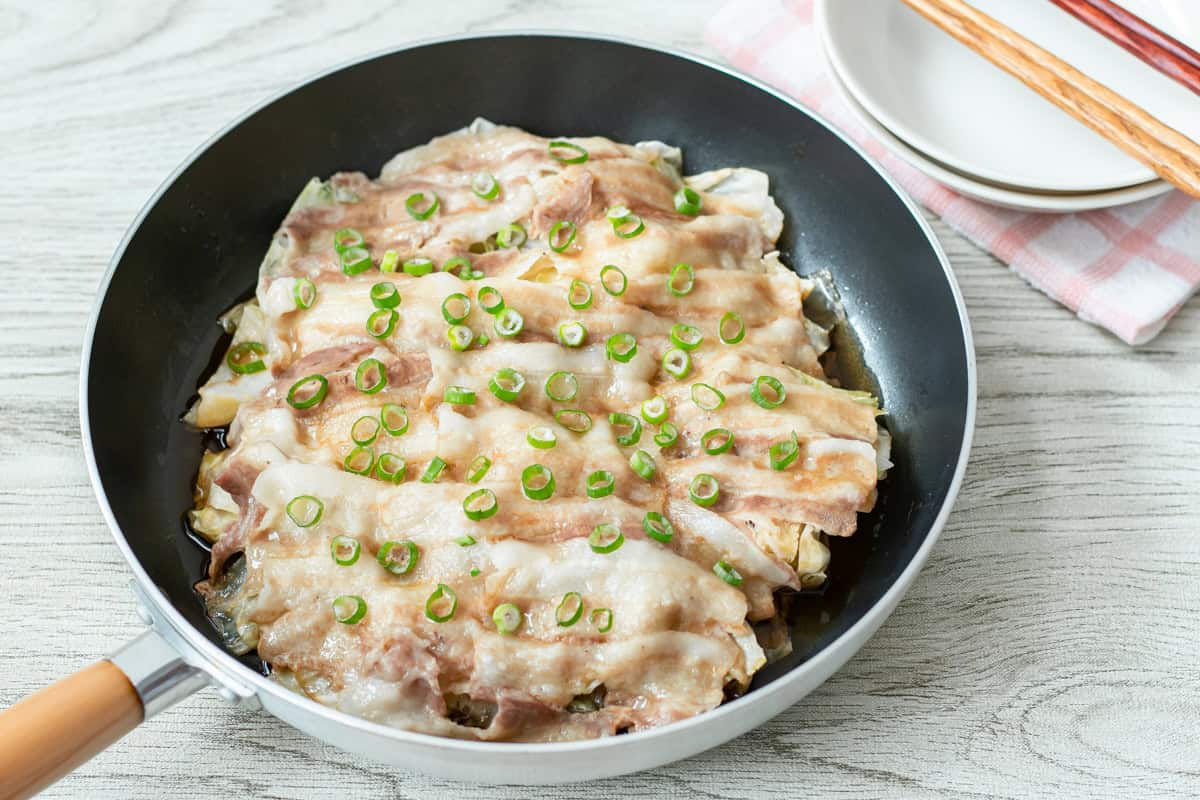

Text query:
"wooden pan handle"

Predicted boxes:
[[902, 0, 1200, 198], [0, 661, 143, 800]]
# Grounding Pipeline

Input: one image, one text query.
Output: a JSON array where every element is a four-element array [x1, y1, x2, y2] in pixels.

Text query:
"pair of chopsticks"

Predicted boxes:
[[901, 0, 1200, 198]]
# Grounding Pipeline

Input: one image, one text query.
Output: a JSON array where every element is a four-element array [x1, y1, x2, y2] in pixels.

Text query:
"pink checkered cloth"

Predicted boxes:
[[706, 0, 1200, 344]]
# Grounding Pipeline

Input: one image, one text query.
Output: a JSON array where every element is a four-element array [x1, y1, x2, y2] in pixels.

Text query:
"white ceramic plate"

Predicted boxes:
[[823, 51, 1173, 212], [817, 0, 1200, 193]]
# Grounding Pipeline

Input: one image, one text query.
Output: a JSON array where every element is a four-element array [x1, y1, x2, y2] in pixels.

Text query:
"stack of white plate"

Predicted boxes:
[[814, 0, 1200, 212]]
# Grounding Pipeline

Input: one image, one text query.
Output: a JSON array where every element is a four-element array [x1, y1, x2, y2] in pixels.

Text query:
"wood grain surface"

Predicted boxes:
[[1, 1, 1198, 798]]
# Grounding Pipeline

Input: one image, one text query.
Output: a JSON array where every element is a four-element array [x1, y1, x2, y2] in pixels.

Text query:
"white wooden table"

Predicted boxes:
[[3, 2, 1199, 797]]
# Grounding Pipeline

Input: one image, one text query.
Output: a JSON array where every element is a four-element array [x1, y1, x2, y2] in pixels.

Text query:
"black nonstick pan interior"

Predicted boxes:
[[85, 34, 971, 691]]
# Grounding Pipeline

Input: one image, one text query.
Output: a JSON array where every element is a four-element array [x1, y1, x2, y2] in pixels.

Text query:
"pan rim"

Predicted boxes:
[[79, 29, 976, 755]]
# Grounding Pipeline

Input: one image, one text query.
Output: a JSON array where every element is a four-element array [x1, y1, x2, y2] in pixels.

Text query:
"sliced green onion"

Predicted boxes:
[[606, 205, 645, 238], [608, 412, 642, 447], [719, 311, 746, 344], [586, 470, 615, 498], [374, 452, 406, 483], [424, 583, 457, 623], [713, 560, 743, 586], [496, 223, 527, 249], [527, 425, 557, 450], [370, 281, 401, 309], [691, 382, 726, 411], [477, 333, 490, 347], [667, 262, 695, 296], [548, 139, 588, 163], [420, 456, 447, 483], [343, 445, 375, 475], [494, 307, 524, 338], [557, 321, 587, 348], [226, 341, 267, 375], [472, 171, 500, 200], [441, 292, 471, 324], [590, 607, 614, 633], [405, 191, 439, 220], [588, 523, 625, 554], [469, 567, 481, 577], [466, 454, 492, 483], [333, 228, 364, 253], [286, 374, 328, 409], [769, 432, 800, 471], [351, 415, 381, 446], [544, 370, 579, 402], [293, 278, 317, 309], [555, 591, 584, 626], [286, 495, 323, 528], [377, 540, 418, 575], [340, 246, 372, 276], [333, 594, 366, 624], [642, 511, 673, 543], [492, 602, 522, 634], [670, 323, 704, 351], [521, 463, 555, 501], [443, 385, 476, 405], [447, 324, 475, 352], [599, 264, 627, 296], [555, 408, 593, 434], [366, 308, 398, 339], [568, 278, 593, 310], [701, 427, 734, 455], [689, 473, 720, 507], [606, 332, 637, 363], [750, 375, 787, 409], [674, 186, 702, 216], [463, 488, 498, 521], [548, 220, 577, 253], [654, 421, 680, 448], [456, 535, 476, 546], [629, 449, 656, 481], [641, 396, 668, 425], [403, 256, 435, 277], [379, 249, 400, 273], [478, 286, 504, 314], [380, 403, 409, 436], [488, 368, 526, 403], [661, 348, 691, 379], [441, 256, 473, 278], [355, 358, 387, 394], [330, 535, 361, 566]]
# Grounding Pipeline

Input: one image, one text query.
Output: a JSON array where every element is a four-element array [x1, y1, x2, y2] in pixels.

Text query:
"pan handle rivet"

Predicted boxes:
[[135, 604, 153, 626], [217, 687, 240, 704]]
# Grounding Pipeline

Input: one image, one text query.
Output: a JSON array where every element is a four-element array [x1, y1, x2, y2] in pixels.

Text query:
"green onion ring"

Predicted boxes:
[[544, 370, 579, 402], [642, 511, 674, 543], [424, 583, 457, 623], [608, 412, 642, 447], [420, 456, 447, 483], [285, 495, 323, 528], [478, 286, 504, 314], [350, 415, 381, 446], [441, 256, 474, 278], [355, 358, 387, 394], [521, 463, 555, 501], [640, 396, 668, 425], [405, 191, 439, 220], [586, 470, 615, 498], [330, 535, 361, 566], [654, 420, 679, 448], [555, 591, 584, 626], [557, 321, 587, 348], [380, 403, 409, 436], [611, 213, 644, 238], [379, 249, 400, 273], [496, 222, 527, 249], [455, 535, 477, 547], [446, 324, 475, 352], [226, 341, 267, 375], [548, 140, 589, 163], [488, 368, 526, 403], [689, 473, 720, 507], [403, 256, 435, 277], [377, 540, 418, 575], [769, 432, 800, 471], [366, 308, 399, 339], [340, 246, 372, 276], [463, 488, 499, 521], [690, 382, 726, 411], [605, 332, 637, 363], [548, 220, 577, 253], [343, 445, 375, 475], [713, 560, 743, 586], [588, 522, 625, 554], [701, 427, 734, 455], [674, 186, 702, 216], [568, 278, 593, 309], [332, 594, 367, 624], [667, 263, 695, 296], [590, 607, 614, 633], [469, 567, 481, 577], [670, 323, 704, 351], [554, 408, 593, 434], [526, 425, 557, 450], [472, 171, 500, 200], [466, 454, 492, 483], [599, 265, 627, 296], [286, 374, 328, 409], [373, 452, 406, 483], [661, 348, 691, 379], [333, 228, 364, 253], [492, 602, 522, 634], [293, 278, 317, 309], [750, 375, 787, 409], [719, 311, 746, 344], [494, 307, 524, 338], [370, 281, 401, 309], [441, 292, 471, 324], [443, 385, 477, 405], [629, 449, 656, 481]]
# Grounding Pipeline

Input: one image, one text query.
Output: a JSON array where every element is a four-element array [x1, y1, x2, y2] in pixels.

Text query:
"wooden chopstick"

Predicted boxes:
[[1049, 0, 1200, 97], [901, 0, 1200, 198]]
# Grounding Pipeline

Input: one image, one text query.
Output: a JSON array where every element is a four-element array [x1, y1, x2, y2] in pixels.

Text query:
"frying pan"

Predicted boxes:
[[0, 32, 974, 797]]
